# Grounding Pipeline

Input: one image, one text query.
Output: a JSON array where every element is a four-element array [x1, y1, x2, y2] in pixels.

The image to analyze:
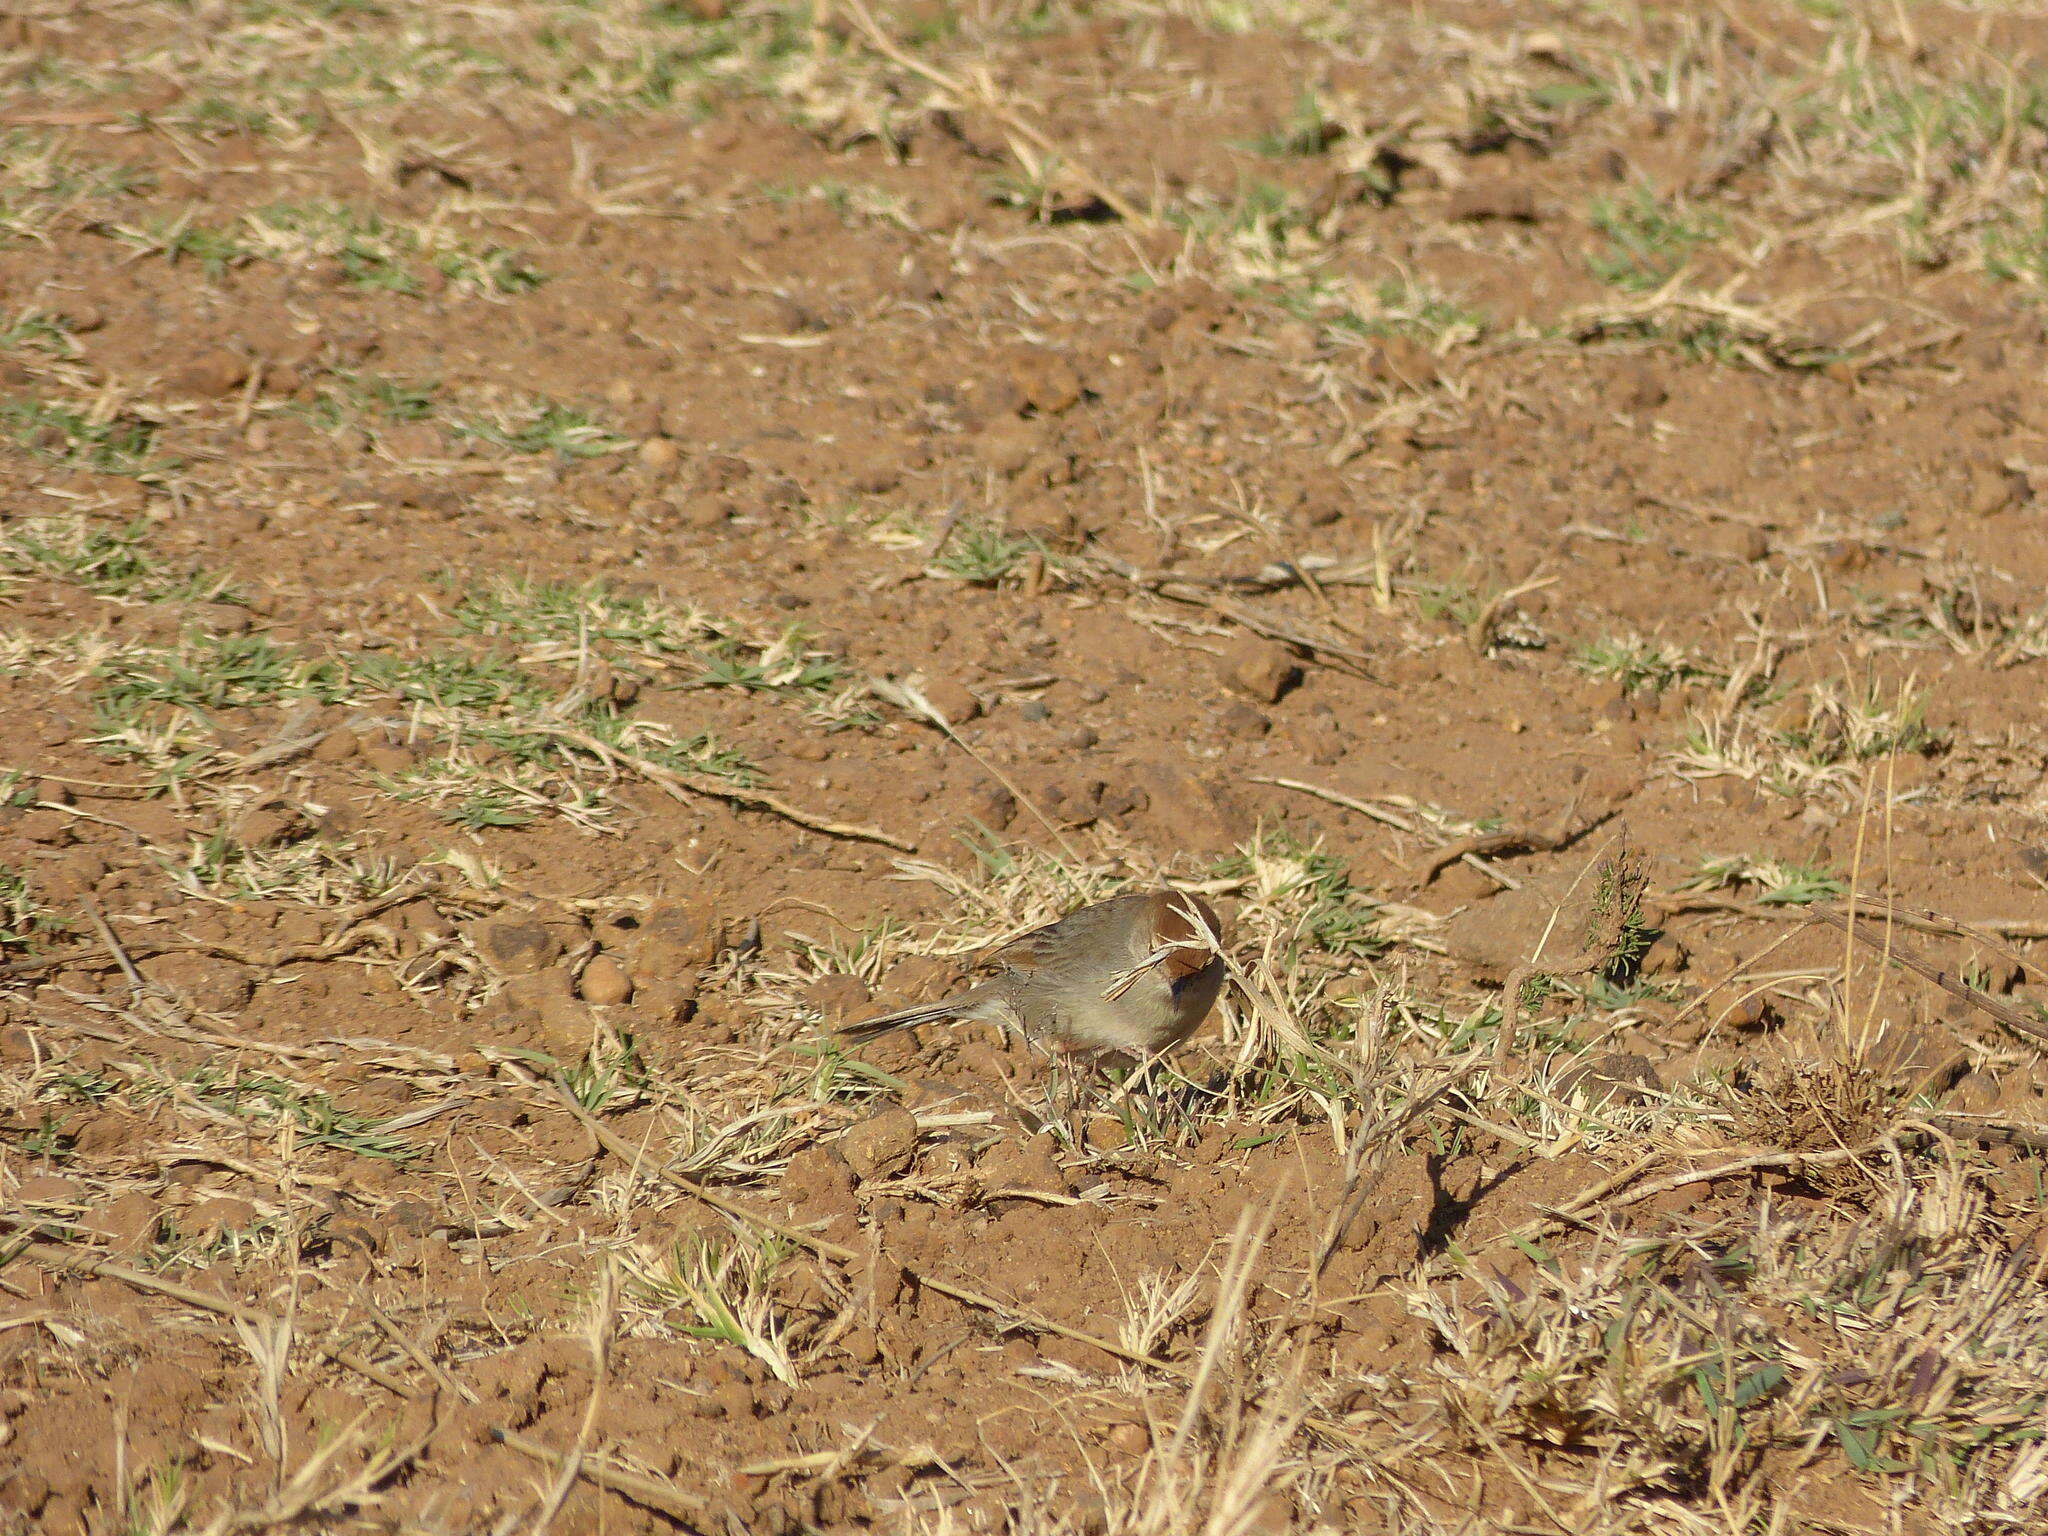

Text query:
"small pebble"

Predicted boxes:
[[1218, 637, 1301, 704], [358, 739, 417, 773], [476, 920, 563, 975], [1218, 701, 1271, 738], [1107, 1422, 1151, 1456], [578, 955, 634, 1005], [919, 676, 980, 725], [678, 495, 730, 530], [171, 347, 247, 398], [1085, 1116, 1130, 1152], [837, 1106, 919, 1181]]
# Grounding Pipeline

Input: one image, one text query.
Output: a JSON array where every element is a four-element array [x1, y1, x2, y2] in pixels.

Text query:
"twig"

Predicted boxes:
[[331, 1279, 479, 1404], [1919, 1114, 2048, 1152], [1462, 1139, 1895, 1270], [1807, 902, 2048, 1050], [1650, 892, 2048, 941], [78, 894, 147, 999], [34, 734, 331, 800], [918, 504, 964, 567], [1413, 798, 1605, 890], [1252, 776, 1421, 836], [1313, 1067, 1476, 1277], [1254, 776, 1517, 890], [495, 1429, 719, 1532], [868, 676, 1082, 864], [0, 888, 421, 981], [834, 0, 1152, 228], [540, 725, 914, 852], [1078, 555, 1378, 676]]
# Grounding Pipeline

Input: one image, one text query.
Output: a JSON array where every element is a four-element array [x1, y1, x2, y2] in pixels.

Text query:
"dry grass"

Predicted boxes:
[[8, 1, 2048, 1532]]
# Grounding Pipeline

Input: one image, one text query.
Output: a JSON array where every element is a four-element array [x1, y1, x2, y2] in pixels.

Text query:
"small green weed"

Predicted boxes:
[[927, 524, 1038, 585], [1573, 635, 1714, 695], [1213, 830, 1384, 961], [631, 1229, 798, 1384], [1242, 89, 1339, 158], [1587, 187, 1724, 292], [453, 401, 629, 458], [298, 371, 440, 430], [1684, 855, 1847, 906], [0, 865, 66, 951]]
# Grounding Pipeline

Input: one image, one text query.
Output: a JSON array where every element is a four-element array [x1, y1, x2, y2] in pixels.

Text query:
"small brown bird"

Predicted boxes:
[[839, 890, 1227, 1058]]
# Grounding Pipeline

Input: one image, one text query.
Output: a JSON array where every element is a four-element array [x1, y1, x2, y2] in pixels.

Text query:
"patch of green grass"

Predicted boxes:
[[165, 835, 403, 908], [1242, 88, 1339, 158], [357, 648, 544, 714], [1305, 277, 1490, 351], [1467, 76, 1612, 150], [297, 370, 441, 432], [1167, 176, 1300, 250], [0, 400, 169, 476], [94, 633, 338, 721], [694, 627, 848, 695], [454, 577, 852, 726], [1213, 829, 1384, 961], [111, 212, 251, 275], [0, 308, 75, 356], [1683, 855, 1847, 906], [256, 203, 420, 293], [1674, 676, 1939, 801], [148, 1210, 285, 1274], [546, 4, 804, 116], [1587, 186, 1725, 292], [1406, 576, 1485, 628], [629, 1228, 798, 1384], [236, 0, 393, 24], [0, 133, 154, 242], [453, 401, 629, 458], [928, 524, 1038, 585], [38, 559, 784, 822], [753, 177, 915, 229], [1831, 76, 2048, 162], [1775, 680, 1939, 766], [1573, 635, 1715, 695], [983, 163, 1063, 218], [2, 516, 234, 602], [0, 864, 67, 951], [452, 575, 701, 657], [1367, 277, 1491, 342], [185, 1070, 419, 1160], [561, 1039, 651, 1112], [1983, 203, 2048, 290], [117, 201, 543, 295]]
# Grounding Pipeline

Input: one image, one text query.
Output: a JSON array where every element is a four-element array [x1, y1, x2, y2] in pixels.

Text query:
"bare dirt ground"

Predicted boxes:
[[7, 2, 2048, 1532]]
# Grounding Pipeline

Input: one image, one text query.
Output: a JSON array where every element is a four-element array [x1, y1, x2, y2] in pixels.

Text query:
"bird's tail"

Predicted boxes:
[[837, 986, 995, 1045]]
